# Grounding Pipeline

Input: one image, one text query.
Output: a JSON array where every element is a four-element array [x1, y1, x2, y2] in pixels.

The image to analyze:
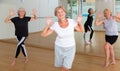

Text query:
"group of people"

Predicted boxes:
[[4, 6, 120, 71]]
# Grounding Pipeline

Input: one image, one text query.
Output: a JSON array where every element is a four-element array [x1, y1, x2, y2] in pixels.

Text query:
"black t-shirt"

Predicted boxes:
[[11, 17, 31, 37], [85, 14, 93, 27]]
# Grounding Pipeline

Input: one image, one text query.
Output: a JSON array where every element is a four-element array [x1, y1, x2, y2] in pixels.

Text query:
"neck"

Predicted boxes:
[[19, 16, 24, 18], [59, 18, 66, 22], [89, 13, 92, 16], [106, 16, 111, 19]]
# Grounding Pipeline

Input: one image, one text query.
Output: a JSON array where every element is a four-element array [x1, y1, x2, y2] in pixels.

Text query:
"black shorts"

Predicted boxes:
[[105, 35, 118, 45]]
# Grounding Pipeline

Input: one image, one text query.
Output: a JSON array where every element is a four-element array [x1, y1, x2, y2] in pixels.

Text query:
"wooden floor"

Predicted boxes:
[[0, 31, 120, 71]]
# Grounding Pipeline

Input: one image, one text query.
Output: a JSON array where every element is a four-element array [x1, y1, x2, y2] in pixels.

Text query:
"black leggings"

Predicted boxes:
[[15, 36, 27, 58], [84, 25, 94, 40]]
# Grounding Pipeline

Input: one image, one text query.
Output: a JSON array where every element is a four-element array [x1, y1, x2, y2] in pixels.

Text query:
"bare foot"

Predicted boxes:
[[89, 40, 92, 44], [11, 59, 16, 66], [104, 62, 110, 67], [24, 57, 28, 64], [111, 61, 116, 65], [84, 41, 90, 45], [62, 67, 69, 71]]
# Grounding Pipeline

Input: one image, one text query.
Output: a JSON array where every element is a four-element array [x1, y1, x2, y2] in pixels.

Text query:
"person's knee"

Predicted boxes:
[[110, 45, 113, 50], [105, 43, 110, 49]]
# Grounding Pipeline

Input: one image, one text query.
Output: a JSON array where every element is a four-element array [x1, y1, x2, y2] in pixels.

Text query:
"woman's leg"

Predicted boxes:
[[62, 67, 69, 71], [11, 36, 26, 66], [16, 36, 26, 58], [110, 45, 116, 64], [84, 25, 90, 45], [89, 26, 94, 43], [54, 45, 64, 68], [104, 42, 111, 67], [21, 44, 28, 63], [84, 32, 87, 42], [62, 46, 76, 71]]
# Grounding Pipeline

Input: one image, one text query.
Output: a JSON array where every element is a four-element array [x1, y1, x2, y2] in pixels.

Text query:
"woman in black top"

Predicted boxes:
[[84, 8, 95, 45], [5, 8, 37, 66]]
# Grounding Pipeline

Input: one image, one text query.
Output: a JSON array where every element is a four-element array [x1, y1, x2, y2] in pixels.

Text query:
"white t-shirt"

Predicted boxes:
[[50, 19, 77, 47]]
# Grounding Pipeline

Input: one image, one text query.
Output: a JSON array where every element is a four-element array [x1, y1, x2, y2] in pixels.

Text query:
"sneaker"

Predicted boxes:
[[85, 41, 90, 45]]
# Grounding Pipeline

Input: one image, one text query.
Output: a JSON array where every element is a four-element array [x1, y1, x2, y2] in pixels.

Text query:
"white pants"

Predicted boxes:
[[55, 45, 76, 69]]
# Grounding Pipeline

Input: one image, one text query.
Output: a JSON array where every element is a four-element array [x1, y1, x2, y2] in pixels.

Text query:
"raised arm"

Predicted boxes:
[[4, 9, 15, 23], [41, 17, 54, 37], [94, 19, 104, 26], [114, 13, 120, 23], [94, 13, 104, 26], [30, 9, 37, 21], [75, 14, 84, 32]]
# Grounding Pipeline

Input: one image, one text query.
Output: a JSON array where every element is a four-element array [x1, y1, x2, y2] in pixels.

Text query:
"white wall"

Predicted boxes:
[[0, 0, 58, 39], [95, 0, 115, 31]]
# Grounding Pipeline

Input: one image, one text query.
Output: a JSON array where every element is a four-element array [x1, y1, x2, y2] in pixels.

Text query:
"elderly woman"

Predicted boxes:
[[5, 8, 37, 66], [95, 9, 120, 67], [84, 8, 95, 45], [41, 6, 84, 71]]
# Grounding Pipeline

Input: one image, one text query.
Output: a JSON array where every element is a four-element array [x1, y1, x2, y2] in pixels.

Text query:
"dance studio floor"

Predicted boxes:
[[0, 31, 120, 71]]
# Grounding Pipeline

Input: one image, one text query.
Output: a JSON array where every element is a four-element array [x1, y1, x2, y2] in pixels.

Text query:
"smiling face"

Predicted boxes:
[[18, 8, 26, 18], [55, 6, 66, 19]]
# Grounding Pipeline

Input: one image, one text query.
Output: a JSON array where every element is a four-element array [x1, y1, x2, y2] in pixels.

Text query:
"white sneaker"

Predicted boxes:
[[85, 41, 90, 45]]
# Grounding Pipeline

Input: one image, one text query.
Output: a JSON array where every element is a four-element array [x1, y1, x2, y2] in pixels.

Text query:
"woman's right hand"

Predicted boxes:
[[46, 17, 54, 26]]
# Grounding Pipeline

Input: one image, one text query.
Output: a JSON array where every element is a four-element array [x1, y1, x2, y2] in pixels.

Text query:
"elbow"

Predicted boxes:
[[34, 17, 37, 20], [34, 15, 37, 20]]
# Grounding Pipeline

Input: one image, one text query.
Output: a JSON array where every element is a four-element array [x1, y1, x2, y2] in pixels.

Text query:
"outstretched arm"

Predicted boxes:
[[41, 17, 54, 37], [4, 9, 15, 23], [94, 13, 104, 26], [94, 19, 104, 26], [75, 14, 84, 32]]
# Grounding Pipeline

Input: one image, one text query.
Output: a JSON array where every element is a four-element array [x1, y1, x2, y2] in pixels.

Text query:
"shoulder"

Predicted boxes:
[[67, 18, 73, 21], [67, 18, 77, 27], [50, 22, 58, 30], [11, 17, 19, 19], [25, 16, 31, 19], [24, 16, 31, 21], [51, 22, 58, 27], [10, 17, 19, 21], [68, 18, 76, 23], [88, 14, 93, 18], [67, 18, 75, 22]]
